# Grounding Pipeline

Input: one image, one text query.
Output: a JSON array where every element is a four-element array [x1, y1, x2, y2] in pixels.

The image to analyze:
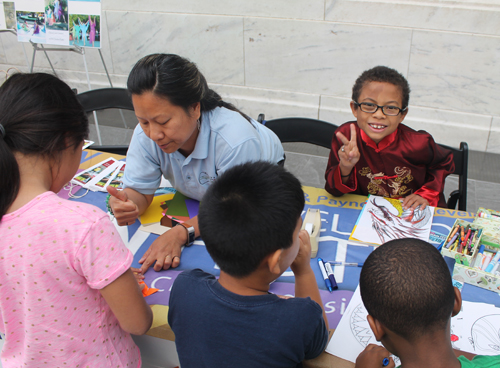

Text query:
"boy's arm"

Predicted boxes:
[[413, 137, 455, 207], [325, 123, 359, 196], [291, 230, 328, 330], [355, 344, 395, 368]]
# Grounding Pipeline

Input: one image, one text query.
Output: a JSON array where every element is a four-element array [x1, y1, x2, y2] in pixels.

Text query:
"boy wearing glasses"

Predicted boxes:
[[325, 66, 454, 209]]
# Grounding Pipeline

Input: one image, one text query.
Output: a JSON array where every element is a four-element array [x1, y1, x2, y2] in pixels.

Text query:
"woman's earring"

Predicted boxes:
[[197, 118, 201, 131]]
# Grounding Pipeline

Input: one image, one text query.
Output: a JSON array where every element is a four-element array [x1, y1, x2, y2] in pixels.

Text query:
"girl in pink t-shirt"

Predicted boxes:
[[0, 73, 152, 368]]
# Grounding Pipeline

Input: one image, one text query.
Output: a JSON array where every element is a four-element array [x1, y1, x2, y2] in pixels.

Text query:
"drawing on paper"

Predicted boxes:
[[349, 303, 401, 365], [350, 195, 434, 246], [350, 303, 375, 347], [468, 314, 500, 353]]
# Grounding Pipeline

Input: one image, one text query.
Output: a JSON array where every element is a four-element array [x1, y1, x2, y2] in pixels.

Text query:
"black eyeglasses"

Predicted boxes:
[[353, 102, 407, 116]]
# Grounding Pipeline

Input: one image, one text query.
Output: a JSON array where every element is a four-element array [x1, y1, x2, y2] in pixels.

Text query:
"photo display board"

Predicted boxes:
[[14, 0, 101, 47]]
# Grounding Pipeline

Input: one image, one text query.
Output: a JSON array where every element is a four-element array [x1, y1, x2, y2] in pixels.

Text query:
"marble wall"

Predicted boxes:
[[1, 0, 499, 152]]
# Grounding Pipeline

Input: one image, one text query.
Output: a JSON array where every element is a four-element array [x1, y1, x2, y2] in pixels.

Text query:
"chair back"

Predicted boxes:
[[262, 116, 338, 149], [76, 87, 134, 112], [438, 142, 468, 211], [77, 88, 134, 155]]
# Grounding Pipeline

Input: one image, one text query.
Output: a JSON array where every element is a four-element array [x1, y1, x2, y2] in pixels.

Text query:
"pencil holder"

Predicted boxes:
[[441, 219, 481, 267], [453, 260, 500, 294], [472, 207, 500, 248]]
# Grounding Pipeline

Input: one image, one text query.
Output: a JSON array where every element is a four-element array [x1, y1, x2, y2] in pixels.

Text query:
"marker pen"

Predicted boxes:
[[317, 258, 333, 292], [324, 262, 338, 290], [485, 251, 500, 273], [473, 245, 485, 269], [481, 251, 494, 271], [328, 261, 364, 267]]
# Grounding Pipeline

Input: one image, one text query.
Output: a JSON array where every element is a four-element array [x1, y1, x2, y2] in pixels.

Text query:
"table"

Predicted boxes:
[[73, 149, 498, 368]]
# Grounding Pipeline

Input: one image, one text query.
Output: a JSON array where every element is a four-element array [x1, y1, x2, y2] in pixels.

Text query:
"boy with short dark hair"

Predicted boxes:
[[168, 161, 329, 368], [325, 66, 455, 210], [355, 238, 500, 368]]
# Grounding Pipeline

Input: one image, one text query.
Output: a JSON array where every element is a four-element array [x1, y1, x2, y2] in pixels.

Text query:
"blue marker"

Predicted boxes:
[[324, 262, 339, 290], [485, 251, 500, 273], [382, 357, 390, 367], [318, 258, 333, 292]]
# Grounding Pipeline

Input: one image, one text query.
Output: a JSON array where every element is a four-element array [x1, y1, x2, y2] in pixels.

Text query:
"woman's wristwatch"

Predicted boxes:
[[175, 222, 195, 247]]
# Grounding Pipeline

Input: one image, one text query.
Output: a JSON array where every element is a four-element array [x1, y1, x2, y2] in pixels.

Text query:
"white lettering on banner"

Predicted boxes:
[[151, 276, 172, 292], [325, 301, 336, 314], [324, 298, 348, 315], [330, 213, 351, 236]]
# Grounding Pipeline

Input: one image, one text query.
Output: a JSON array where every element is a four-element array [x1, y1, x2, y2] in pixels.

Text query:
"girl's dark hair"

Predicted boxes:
[[0, 73, 89, 220], [127, 53, 251, 122]]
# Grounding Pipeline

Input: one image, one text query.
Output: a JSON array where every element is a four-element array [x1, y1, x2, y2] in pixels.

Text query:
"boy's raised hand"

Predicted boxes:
[[107, 186, 140, 226], [290, 230, 312, 276], [336, 123, 360, 176], [355, 344, 395, 368]]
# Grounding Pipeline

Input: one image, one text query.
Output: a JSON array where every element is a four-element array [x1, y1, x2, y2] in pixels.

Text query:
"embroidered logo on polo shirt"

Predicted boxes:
[[199, 172, 216, 185]]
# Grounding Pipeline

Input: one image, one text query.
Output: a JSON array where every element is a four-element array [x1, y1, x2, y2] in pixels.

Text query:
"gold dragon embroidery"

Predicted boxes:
[[359, 166, 414, 198]]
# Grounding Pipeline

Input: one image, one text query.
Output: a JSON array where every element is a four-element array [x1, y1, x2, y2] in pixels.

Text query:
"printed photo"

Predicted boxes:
[[69, 13, 99, 47], [16, 11, 46, 43], [44, 0, 68, 30]]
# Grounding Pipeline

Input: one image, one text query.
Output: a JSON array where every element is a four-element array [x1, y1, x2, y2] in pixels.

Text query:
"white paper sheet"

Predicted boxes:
[[326, 286, 500, 363], [351, 195, 434, 246]]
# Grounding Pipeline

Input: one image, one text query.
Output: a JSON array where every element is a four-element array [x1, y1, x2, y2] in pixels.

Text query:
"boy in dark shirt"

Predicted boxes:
[[168, 161, 329, 368]]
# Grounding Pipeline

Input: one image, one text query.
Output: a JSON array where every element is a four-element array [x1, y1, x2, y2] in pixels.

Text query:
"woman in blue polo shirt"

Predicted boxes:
[[107, 53, 284, 273]]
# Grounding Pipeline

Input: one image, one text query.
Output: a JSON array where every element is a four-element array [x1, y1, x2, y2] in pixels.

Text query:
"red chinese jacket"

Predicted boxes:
[[325, 122, 455, 208]]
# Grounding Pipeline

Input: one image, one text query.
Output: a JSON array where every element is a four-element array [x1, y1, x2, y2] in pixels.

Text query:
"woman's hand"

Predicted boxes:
[[107, 186, 140, 226], [138, 225, 187, 273], [336, 123, 360, 179]]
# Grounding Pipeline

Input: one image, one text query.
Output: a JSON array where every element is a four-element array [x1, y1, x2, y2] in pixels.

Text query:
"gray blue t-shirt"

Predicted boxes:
[[123, 107, 284, 200]]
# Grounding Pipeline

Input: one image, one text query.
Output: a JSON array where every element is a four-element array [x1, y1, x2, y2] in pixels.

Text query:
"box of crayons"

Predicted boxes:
[[472, 208, 500, 248], [441, 219, 481, 266], [452, 242, 500, 294]]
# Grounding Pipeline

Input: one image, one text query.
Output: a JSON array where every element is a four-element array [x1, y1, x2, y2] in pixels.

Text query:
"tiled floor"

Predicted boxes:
[[88, 116, 500, 214]]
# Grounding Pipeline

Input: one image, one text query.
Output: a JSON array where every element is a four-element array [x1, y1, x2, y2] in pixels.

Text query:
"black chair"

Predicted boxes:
[[439, 142, 468, 211], [76, 88, 134, 155], [260, 114, 468, 211], [260, 115, 338, 149]]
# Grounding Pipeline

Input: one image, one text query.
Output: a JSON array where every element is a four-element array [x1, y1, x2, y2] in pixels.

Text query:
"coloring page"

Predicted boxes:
[[351, 195, 434, 246], [326, 286, 400, 365]]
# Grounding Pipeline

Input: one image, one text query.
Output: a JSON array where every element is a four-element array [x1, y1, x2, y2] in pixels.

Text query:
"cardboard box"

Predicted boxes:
[[453, 263, 500, 294], [473, 207, 500, 248], [441, 219, 480, 267]]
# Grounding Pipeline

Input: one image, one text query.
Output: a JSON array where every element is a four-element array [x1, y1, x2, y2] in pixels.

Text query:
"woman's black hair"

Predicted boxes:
[[127, 53, 251, 122], [0, 73, 89, 220]]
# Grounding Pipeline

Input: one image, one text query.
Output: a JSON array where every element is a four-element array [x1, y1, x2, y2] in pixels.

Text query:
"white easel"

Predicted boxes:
[[29, 42, 127, 144]]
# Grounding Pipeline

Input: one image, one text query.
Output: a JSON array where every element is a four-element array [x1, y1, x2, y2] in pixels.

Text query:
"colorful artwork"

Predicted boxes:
[[14, 0, 101, 47], [350, 195, 434, 246]]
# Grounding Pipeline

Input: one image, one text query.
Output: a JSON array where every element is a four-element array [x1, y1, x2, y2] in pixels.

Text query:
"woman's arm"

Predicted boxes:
[[138, 215, 200, 273], [107, 186, 154, 226]]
